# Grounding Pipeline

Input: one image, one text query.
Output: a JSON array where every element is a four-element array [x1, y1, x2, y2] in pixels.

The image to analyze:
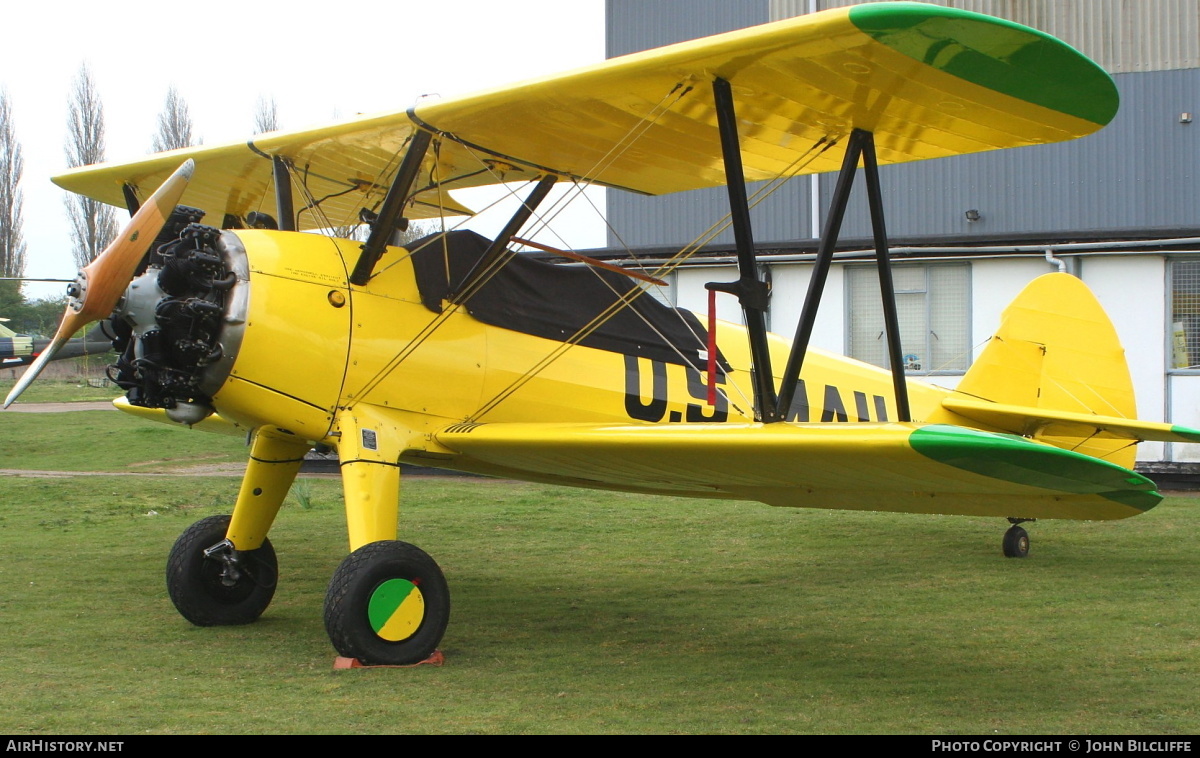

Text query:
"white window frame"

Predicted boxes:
[[844, 261, 971, 376], [1167, 257, 1200, 373]]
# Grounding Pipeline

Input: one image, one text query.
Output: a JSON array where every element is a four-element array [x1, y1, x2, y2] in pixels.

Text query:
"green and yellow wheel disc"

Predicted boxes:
[[367, 579, 425, 642]]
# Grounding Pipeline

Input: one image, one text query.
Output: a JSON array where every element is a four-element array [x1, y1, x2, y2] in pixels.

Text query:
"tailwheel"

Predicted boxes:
[[167, 514, 278, 625], [323, 540, 450, 666], [1002, 521, 1031, 559]]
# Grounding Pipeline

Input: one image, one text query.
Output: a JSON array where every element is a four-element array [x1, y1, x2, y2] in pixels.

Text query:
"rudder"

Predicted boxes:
[[954, 273, 1137, 467]]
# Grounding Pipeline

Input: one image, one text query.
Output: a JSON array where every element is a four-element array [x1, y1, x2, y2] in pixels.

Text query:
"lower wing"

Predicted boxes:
[[433, 421, 1161, 521]]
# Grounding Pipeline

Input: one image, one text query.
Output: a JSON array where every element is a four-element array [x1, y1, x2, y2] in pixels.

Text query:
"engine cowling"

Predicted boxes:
[[108, 224, 352, 441]]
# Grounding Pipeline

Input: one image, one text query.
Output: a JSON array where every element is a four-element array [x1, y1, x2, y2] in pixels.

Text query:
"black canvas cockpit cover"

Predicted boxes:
[[408, 230, 725, 371]]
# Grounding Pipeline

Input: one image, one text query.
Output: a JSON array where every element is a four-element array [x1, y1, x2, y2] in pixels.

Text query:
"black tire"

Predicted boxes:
[[166, 514, 277, 626], [324, 540, 450, 666], [1002, 525, 1030, 558]]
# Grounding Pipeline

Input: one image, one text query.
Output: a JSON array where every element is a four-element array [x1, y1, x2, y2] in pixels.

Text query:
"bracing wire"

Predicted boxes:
[[469, 135, 840, 420], [348, 82, 703, 403], [342, 79, 838, 420]]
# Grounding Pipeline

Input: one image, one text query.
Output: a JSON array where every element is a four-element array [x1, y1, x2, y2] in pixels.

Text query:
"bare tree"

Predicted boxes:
[[152, 85, 195, 152], [0, 89, 26, 279], [333, 219, 433, 244], [254, 95, 279, 134], [64, 64, 117, 268]]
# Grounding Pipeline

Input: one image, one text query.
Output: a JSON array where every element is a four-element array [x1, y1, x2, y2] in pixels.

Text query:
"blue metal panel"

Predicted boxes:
[[831, 69, 1200, 240], [606, 0, 769, 57], [604, 0, 811, 250], [605, 3, 1200, 248], [608, 179, 811, 249]]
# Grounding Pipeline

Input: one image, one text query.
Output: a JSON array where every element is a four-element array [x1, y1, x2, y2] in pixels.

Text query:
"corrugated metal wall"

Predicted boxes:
[[606, 0, 769, 56], [605, 0, 1200, 248], [605, 0, 780, 249], [835, 67, 1200, 240]]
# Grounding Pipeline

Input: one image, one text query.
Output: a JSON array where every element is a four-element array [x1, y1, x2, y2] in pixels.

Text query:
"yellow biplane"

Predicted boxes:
[[7, 2, 1197, 666]]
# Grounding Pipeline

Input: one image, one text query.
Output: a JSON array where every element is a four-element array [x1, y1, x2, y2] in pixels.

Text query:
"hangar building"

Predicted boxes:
[[600, 0, 1200, 475]]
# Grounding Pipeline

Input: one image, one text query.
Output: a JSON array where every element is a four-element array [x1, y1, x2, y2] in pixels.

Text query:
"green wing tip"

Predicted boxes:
[[848, 2, 1118, 127], [910, 425, 1157, 506], [1101, 488, 1162, 513], [1170, 425, 1200, 443]]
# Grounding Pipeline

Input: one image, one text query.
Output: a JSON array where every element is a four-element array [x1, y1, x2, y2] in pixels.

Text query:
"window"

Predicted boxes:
[[638, 269, 676, 307], [1170, 259, 1200, 370], [846, 263, 970, 374]]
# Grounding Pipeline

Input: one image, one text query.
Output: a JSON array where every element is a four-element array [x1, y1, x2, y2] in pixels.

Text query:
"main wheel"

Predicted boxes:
[[167, 514, 278, 626], [1002, 524, 1030, 558], [324, 540, 450, 666]]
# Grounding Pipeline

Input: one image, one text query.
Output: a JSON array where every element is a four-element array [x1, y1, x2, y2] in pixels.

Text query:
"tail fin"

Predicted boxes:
[[951, 273, 1139, 467]]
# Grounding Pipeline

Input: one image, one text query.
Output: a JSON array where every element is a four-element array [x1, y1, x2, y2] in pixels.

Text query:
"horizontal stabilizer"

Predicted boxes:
[[943, 397, 1200, 444]]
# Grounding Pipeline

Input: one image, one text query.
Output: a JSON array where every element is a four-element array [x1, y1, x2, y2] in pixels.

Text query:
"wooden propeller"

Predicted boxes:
[[4, 159, 194, 408]]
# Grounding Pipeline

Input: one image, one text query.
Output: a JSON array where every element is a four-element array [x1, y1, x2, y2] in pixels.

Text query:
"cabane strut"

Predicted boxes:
[[272, 156, 296, 232], [351, 130, 434, 286], [449, 175, 558, 305]]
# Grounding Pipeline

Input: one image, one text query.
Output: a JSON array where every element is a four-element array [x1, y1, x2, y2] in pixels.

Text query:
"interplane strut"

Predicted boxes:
[[703, 99, 912, 425]]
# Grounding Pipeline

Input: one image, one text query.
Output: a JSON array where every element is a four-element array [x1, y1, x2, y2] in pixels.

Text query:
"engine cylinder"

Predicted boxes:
[[108, 223, 247, 416]]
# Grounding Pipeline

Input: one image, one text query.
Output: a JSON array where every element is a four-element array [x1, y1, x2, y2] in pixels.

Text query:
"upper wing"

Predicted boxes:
[[52, 2, 1116, 230], [432, 420, 1158, 521], [50, 121, 476, 231]]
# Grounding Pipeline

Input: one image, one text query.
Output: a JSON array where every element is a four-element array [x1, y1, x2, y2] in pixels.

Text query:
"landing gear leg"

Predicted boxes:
[[1002, 518, 1034, 558], [325, 407, 451, 664], [167, 514, 278, 625], [166, 429, 310, 625], [225, 430, 312, 551]]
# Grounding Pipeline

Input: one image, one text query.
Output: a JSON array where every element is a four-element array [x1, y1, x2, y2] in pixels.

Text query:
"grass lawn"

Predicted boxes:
[[1, 406, 1198, 734], [0, 376, 123, 404]]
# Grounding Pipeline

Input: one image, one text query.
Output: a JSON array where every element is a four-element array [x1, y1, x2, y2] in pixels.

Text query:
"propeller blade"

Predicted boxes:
[[71, 158, 195, 324], [3, 159, 194, 409], [3, 334, 70, 407]]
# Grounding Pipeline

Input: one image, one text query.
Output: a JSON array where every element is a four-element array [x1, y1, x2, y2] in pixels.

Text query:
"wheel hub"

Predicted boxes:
[[203, 539, 245, 586], [367, 579, 426, 642]]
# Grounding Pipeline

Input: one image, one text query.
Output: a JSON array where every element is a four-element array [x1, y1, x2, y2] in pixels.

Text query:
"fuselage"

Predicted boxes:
[[106, 227, 1162, 523], [187, 229, 956, 454]]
